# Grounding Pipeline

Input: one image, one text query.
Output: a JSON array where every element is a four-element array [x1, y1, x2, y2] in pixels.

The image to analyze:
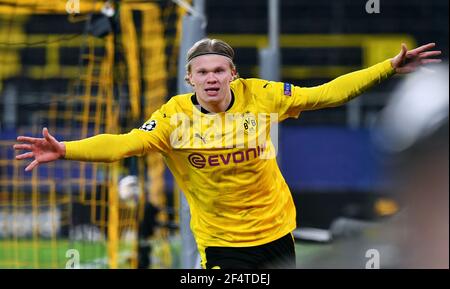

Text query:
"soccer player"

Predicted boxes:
[[14, 39, 441, 269]]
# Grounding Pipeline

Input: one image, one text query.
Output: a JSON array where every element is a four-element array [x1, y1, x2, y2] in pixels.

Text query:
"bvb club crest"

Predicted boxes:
[[242, 113, 257, 134]]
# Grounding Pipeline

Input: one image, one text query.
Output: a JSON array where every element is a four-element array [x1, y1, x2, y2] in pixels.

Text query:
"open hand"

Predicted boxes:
[[14, 127, 66, 171], [391, 43, 442, 74]]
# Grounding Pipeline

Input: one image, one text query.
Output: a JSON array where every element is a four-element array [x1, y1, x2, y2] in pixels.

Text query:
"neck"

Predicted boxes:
[[197, 89, 233, 113]]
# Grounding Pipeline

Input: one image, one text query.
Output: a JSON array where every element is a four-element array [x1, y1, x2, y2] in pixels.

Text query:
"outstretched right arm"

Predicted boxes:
[[15, 120, 171, 171], [14, 103, 174, 171], [63, 129, 154, 162]]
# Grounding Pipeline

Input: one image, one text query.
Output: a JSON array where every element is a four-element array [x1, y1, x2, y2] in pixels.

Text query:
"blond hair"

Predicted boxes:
[[184, 38, 239, 86]]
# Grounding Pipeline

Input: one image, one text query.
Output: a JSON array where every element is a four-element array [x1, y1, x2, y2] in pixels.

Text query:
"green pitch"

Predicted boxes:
[[0, 239, 122, 268], [0, 239, 331, 268]]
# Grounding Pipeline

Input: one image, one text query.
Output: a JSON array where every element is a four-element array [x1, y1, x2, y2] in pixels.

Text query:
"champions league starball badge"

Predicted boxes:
[[140, 120, 157, 132]]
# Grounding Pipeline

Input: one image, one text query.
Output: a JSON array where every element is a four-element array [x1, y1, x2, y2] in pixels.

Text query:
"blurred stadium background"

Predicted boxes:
[[0, 0, 448, 268]]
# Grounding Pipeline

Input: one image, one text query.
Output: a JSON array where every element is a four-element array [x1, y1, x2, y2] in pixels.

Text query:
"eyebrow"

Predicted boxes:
[[195, 66, 226, 72]]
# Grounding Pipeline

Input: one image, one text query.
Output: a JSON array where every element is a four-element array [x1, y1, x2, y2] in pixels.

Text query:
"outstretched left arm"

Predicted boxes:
[[283, 43, 442, 113]]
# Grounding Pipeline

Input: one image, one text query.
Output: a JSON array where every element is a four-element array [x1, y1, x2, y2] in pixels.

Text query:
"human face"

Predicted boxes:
[[188, 54, 236, 112]]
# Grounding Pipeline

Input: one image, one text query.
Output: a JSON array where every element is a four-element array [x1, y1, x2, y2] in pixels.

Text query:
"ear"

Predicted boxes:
[[188, 73, 195, 86], [230, 69, 237, 81]]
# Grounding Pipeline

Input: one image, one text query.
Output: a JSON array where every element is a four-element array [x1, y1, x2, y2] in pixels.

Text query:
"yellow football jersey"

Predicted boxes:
[[64, 59, 394, 266]]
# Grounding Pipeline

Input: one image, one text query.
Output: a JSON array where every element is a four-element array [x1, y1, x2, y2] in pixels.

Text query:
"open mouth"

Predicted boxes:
[[205, 87, 220, 96]]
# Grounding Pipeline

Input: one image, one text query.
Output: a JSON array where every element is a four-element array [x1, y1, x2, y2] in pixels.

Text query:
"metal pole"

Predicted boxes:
[[176, 0, 206, 269], [268, 0, 279, 54], [259, 0, 280, 81], [259, 0, 282, 178], [194, 0, 205, 15], [347, 97, 361, 129], [3, 84, 17, 130]]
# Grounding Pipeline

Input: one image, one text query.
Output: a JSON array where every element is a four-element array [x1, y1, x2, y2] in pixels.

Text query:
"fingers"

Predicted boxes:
[[16, 152, 34, 160], [411, 43, 436, 54], [43, 127, 60, 147], [16, 136, 39, 144], [13, 143, 32, 151], [421, 59, 442, 65], [399, 43, 408, 58], [419, 51, 442, 58], [43, 127, 51, 142], [25, 160, 39, 172], [419, 51, 442, 59]]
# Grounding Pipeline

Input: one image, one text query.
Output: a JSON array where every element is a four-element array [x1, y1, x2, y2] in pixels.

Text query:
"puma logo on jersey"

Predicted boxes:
[[194, 133, 207, 144]]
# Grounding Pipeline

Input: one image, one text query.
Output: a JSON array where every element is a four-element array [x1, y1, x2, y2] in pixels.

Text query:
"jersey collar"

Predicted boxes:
[[191, 90, 235, 114]]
